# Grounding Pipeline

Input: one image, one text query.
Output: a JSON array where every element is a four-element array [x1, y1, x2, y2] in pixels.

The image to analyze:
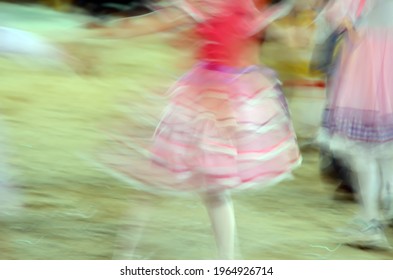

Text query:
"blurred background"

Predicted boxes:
[[0, 0, 392, 260]]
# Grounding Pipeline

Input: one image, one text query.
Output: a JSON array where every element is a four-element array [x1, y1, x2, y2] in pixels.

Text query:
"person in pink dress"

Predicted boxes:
[[93, 0, 300, 259], [318, 0, 393, 249]]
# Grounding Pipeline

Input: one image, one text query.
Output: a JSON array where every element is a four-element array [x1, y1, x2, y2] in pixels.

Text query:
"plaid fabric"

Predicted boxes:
[[322, 108, 393, 143]]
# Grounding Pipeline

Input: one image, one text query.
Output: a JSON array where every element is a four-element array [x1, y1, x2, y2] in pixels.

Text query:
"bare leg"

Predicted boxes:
[[342, 156, 390, 249], [112, 194, 153, 260], [378, 158, 393, 223], [201, 191, 236, 260], [351, 157, 381, 221]]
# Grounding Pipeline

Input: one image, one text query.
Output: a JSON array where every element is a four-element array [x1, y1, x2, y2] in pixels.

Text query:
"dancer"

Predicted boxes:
[[312, 1, 356, 201], [318, 0, 393, 249], [0, 26, 83, 216], [93, 0, 301, 259]]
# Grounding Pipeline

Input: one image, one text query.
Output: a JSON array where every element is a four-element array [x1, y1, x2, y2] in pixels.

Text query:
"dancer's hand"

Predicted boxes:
[[83, 26, 122, 39], [83, 18, 132, 38], [342, 18, 360, 43], [84, 21, 107, 29], [100, 28, 119, 38]]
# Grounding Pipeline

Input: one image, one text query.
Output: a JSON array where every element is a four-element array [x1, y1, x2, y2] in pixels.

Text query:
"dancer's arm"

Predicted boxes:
[[176, 0, 206, 23], [314, 0, 360, 43], [248, 0, 295, 36], [98, 3, 202, 39]]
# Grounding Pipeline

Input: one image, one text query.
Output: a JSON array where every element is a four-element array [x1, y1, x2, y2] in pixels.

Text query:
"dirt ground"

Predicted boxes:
[[0, 2, 392, 260]]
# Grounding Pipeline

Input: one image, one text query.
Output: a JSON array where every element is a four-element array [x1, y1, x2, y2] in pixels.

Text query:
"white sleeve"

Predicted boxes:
[[323, 0, 365, 28], [313, 11, 335, 44], [313, 0, 358, 44]]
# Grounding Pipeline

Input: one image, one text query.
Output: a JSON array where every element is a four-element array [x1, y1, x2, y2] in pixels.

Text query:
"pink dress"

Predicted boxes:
[[320, 0, 393, 156], [96, 1, 301, 194]]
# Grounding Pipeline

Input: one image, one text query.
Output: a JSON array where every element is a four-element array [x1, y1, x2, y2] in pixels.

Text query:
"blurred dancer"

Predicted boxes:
[[0, 26, 83, 215], [92, 0, 300, 259], [312, 1, 356, 201], [318, 0, 393, 249]]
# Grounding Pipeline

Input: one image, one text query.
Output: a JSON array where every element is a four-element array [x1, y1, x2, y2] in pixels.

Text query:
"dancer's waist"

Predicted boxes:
[[199, 61, 278, 79]]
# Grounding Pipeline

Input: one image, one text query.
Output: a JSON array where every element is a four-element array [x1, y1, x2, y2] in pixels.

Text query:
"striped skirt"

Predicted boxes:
[[148, 62, 301, 193]]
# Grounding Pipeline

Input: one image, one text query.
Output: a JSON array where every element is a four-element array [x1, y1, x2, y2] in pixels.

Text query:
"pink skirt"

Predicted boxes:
[[323, 28, 393, 143], [95, 62, 301, 195]]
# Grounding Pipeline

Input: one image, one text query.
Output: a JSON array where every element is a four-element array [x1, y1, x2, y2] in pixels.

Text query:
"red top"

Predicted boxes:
[[194, 1, 261, 66]]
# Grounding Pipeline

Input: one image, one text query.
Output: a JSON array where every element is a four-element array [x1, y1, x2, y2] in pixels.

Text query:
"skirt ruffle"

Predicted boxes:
[[93, 63, 301, 195]]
